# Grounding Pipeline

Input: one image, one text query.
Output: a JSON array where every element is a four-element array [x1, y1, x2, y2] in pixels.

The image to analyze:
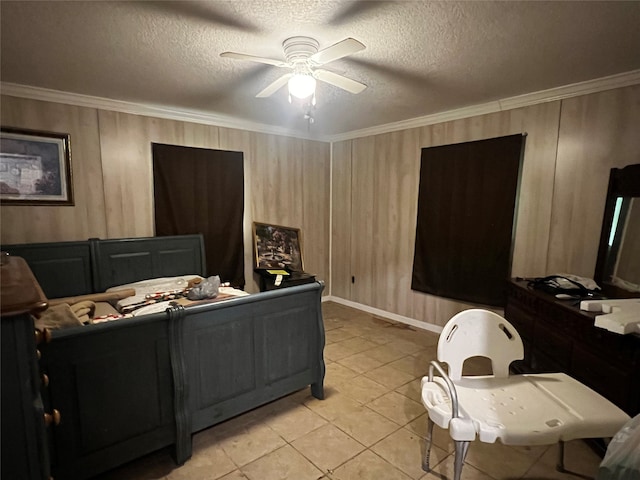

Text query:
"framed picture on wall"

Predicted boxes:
[[253, 222, 304, 271], [0, 126, 74, 205]]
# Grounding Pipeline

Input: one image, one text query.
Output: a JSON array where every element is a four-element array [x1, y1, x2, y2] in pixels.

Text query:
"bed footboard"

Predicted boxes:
[[40, 312, 177, 479], [180, 282, 325, 434], [40, 282, 325, 479]]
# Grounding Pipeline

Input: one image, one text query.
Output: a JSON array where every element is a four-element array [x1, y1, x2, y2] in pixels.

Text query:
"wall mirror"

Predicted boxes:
[[594, 163, 640, 297]]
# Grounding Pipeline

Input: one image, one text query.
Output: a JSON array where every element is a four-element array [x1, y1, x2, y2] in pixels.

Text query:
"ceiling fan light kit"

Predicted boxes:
[[220, 36, 367, 104], [288, 74, 316, 99]]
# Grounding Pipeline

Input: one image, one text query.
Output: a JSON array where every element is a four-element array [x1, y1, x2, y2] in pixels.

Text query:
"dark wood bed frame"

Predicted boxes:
[[2, 234, 325, 480]]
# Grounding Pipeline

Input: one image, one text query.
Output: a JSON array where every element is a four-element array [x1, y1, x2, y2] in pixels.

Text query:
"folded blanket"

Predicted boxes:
[[48, 289, 135, 307], [35, 303, 83, 330], [70, 300, 96, 324]]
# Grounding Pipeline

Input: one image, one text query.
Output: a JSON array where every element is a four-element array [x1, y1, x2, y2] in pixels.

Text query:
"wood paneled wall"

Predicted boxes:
[[332, 85, 640, 328], [2, 85, 638, 322], [1, 96, 330, 293], [0, 97, 108, 241]]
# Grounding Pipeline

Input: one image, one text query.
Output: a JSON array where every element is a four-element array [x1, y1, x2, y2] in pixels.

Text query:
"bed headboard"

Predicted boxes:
[[1, 241, 94, 298], [2, 234, 206, 299], [93, 235, 206, 292]]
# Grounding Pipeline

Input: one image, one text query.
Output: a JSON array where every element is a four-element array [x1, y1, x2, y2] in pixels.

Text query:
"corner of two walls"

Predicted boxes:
[[330, 84, 640, 329], [2, 86, 639, 317], [0, 95, 331, 295]]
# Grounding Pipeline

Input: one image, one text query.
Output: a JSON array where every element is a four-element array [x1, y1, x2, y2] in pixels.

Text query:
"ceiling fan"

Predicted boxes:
[[220, 36, 367, 102]]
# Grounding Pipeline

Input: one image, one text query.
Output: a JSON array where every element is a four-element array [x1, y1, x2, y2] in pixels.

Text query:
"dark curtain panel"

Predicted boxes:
[[411, 134, 524, 306], [152, 144, 245, 288]]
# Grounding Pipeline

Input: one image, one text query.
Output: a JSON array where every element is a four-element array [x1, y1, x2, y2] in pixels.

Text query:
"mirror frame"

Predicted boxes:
[[594, 163, 640, 298]]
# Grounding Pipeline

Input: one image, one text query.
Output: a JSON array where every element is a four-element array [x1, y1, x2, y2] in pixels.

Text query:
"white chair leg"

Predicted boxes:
[[422, 417, 435, 472], [453, 440, 469, 480], [556, 440, 566, 472]]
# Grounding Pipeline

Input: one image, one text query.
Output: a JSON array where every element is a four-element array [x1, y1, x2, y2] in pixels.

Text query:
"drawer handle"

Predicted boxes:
[[44, 409, 61, 427]]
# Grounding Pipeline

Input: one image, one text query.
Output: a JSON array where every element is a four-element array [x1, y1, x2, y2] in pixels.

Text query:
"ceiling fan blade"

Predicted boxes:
[[256, 73, 293, 97], [310, 38, 365, 65], [220, 52, 288, 68], [314, 69, 367, 94]]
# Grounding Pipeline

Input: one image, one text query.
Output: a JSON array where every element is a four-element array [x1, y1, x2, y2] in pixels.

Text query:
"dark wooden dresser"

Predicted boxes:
[[505, 279, 640, 416], [1, 255, 52, 480]]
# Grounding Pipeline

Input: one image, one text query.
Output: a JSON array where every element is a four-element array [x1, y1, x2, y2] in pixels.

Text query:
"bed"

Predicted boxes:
[[3, 234, 325, 480]]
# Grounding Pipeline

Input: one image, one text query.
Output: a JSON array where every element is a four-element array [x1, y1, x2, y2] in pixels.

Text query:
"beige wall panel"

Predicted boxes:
[[0, 96, 107, 243], [371, 129, 421, 315], [548, 85, 640, 277], [251, 133, 303, 227], [98, 111, 155, 238], [350, 136, 376, 306], [509, 102, 561, 277], [331, 140, 352, 298], [302, 140, 331, 289], [243, 131, 271, 286], [248, 133, 270, 225], [243, 132, 330, 292], [98, 111, 225, 239], [176, 121, 221, 149]]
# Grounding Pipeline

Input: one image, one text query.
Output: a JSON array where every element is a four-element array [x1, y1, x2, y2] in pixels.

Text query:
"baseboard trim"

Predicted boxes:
[[323, 295, 443, 335]]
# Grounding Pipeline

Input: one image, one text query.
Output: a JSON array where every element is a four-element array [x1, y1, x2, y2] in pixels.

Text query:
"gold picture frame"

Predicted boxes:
[[253, 222, 304, 271]]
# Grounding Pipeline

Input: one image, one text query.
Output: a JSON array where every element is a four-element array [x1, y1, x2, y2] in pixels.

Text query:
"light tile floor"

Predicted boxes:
[[94, 302, 604, 480]]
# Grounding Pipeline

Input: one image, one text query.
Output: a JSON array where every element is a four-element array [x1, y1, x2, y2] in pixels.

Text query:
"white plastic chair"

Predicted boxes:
[[421, 309, 631, 480]]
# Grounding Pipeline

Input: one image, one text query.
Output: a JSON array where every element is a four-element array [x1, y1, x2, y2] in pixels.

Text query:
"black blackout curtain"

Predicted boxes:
[[152, 143, 245, 288], [411, 134, 525, 306]]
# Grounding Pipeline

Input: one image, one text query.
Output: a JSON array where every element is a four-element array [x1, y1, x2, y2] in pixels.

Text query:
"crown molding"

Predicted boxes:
[[0, 82, 328, 142], [3, 69, 639, 144], [328, 69, 640, 142]]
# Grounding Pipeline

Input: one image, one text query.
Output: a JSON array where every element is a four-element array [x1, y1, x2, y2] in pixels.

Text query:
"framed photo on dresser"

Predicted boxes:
[[253, 222, 304, 271]]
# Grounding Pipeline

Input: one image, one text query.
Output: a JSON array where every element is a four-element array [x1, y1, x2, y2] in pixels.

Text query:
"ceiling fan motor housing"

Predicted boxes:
[[283, 36, 319, 65]]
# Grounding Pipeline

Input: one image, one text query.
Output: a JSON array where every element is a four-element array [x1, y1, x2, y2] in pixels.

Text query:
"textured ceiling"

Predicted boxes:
[[1, 1, 640, 138]]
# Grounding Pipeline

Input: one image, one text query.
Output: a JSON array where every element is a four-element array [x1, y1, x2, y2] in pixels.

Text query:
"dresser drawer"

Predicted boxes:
[[581, 322, 639, 365], [531, 348, 568, 374], [506, 282, 538, 313], [504, 302, 534, 341], [536, 301, 582, 337], [532, 317, 572, 370], [571, 344, 635, 413]]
